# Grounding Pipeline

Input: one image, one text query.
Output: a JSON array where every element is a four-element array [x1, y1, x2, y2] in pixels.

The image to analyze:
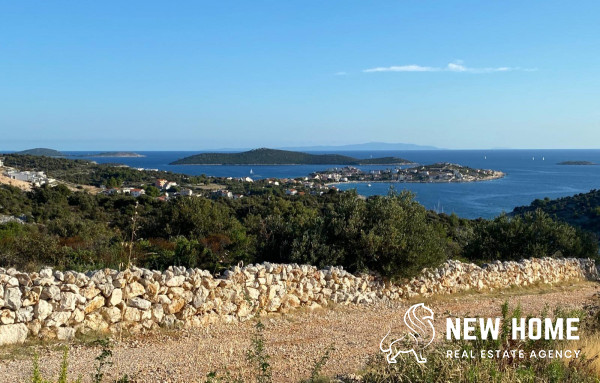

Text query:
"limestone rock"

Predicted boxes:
[[0, 323, 28, 345]]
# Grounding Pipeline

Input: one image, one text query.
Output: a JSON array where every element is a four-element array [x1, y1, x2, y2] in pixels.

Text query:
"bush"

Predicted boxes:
[[464, 209, 599, 262]]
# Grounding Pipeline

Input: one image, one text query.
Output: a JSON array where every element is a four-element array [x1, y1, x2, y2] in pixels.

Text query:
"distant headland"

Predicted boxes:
[[79, 152, 146, 158], [280, 141, 441, 151], [558, 161, 597, 165], [170, 148, 413, 165]]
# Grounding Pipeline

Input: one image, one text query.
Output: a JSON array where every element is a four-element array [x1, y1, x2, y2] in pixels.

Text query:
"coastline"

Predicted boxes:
[[325, 172, 506, 186], [169, 162, 417, 166]]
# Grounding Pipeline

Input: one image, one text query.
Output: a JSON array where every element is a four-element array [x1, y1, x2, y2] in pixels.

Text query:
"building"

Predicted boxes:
[[5, 170, 52, 186], [103, 188, 121, 195], [179, 188, 193, 196], [0, 158, 4, 167], [130, 188, 146, 197], [155, 179, 168, 189], [164, 182, 178, 190], [286, 189, 298, 196], [216, 190, 233, 199]]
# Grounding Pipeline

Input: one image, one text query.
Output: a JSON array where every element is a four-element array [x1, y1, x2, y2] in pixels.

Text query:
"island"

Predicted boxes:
[[170, 148, 413, 165], [557, 161, 597, 165], [16, 148, 64, 157], [81, 152, 146, 158], [313, 163, 505, 183]]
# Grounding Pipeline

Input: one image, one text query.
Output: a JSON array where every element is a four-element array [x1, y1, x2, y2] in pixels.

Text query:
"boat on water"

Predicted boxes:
[[250, 169, 254, 174], [367, 184, 372, 187]]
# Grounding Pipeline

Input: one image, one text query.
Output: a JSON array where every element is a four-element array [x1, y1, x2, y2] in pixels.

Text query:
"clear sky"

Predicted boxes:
[[1, 1, 599, 150]]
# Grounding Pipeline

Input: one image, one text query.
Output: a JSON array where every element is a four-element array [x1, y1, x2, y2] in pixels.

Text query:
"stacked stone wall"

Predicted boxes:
[[0, 257, 596, 345]]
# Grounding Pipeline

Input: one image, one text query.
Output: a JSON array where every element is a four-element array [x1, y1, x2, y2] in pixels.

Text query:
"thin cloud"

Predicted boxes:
[[363, 61, 537, 74], [334, 71, 349, 76], [363, 65, 437, 73]]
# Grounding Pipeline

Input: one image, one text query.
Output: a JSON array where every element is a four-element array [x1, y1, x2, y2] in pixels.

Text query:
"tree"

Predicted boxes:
[[360, 191, 447, 280]]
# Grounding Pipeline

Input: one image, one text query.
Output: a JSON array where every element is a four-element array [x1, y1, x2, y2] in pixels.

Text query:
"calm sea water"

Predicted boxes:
[[62, 150, 600, 219]]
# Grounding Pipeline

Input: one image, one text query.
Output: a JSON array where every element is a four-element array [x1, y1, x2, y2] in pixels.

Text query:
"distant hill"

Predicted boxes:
[[512, 190, 600, 237], [170, 148, 412, 165], [282, 142, 440, 151], [81, 152, 145, 158], [16, 148, 64, 157]]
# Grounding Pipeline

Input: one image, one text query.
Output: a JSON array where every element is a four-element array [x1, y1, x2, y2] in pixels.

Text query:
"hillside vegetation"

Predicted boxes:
[[170, 148, 411, 165], [1, 154, 207, 187], [512, 189, 600, 237], [0, 181, 596, 278]]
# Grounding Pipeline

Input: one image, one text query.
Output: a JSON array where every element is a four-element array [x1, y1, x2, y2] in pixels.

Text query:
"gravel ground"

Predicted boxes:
[[1, 282, 598, 382]]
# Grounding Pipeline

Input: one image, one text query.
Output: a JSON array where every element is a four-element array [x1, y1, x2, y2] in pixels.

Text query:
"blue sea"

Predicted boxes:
[[62, 150, 600, 220]]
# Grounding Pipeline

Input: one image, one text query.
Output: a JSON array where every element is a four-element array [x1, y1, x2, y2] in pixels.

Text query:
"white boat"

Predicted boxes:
[[367, 184, 372, 187], [250, 169, 254, 175]]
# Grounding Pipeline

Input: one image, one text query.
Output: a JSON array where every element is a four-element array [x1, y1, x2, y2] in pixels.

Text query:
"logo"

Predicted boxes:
[[380, 303, 435, 364]]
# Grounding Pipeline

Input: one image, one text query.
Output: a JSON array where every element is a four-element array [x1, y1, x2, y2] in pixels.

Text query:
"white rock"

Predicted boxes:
[[56, 327, 76, 340], [34, 300, 53, 321], [16, 306, 34, 323], [0, 323, 28, 345], [46, 311, 71, 327], [41, 285, 61, 301], [4, 287, 22, 310], [100, 307, 122, 324], [59, 292, 77, 311], [108, 289, 123, 306], [128, 297, 151, 310], [0, 309, 16, 325], [165, 275, 185, 287]]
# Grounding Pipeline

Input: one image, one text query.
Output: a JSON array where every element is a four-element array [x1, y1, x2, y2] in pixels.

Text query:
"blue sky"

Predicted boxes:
[[1, 1, 599, 150]]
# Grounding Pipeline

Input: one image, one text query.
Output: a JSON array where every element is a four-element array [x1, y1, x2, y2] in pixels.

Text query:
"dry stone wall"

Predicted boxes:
[[0, 257, 597, 345]]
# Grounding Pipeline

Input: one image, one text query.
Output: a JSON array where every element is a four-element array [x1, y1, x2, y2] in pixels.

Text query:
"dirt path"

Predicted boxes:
[[1, 282, 598, 382]]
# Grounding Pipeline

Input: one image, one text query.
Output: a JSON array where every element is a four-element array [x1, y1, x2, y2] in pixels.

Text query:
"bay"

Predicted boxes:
[[62, 149, 600, 219]]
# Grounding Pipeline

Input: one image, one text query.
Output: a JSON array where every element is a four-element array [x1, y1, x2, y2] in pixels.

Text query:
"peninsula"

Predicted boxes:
[[170, 148, 413, 165], [81, 152, 146, 158], [314, 163, 505, 183]]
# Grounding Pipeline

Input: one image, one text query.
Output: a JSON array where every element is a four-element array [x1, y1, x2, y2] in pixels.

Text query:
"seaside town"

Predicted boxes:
[[311, 163, 505, 183]]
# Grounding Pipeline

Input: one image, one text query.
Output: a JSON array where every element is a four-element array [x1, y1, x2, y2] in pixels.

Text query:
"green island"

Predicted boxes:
[[16, 148, 64, 157], [558, 161, 597, 165], [170, 148, 413, 165]]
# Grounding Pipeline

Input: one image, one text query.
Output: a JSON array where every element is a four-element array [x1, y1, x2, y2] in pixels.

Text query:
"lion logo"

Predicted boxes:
[[380, 303, 435, 364]]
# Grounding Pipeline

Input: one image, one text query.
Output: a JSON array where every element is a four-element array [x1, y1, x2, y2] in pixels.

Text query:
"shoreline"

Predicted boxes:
[[169, 162, 417, 166], [325, 173, 505, 186]]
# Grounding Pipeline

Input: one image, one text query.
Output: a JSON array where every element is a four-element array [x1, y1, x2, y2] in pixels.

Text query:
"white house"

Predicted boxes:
[[217, 190, 233, 198], [179, 188, 193, 196], [130, 188, 146, 198], [6, 170, 50, 186]]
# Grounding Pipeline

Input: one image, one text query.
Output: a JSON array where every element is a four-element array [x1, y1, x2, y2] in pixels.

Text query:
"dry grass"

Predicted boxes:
[[563, 332, 600, 375]]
